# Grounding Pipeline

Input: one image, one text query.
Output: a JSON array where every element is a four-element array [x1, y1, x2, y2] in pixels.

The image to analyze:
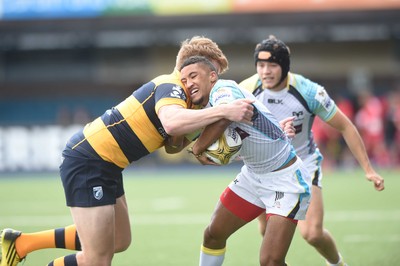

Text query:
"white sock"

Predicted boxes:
[[199, 245, 226, 266], [327, 253, 345, 266]]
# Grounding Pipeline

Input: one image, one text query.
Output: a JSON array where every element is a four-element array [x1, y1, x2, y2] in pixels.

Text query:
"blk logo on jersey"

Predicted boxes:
[[93, 186, 104, 200], [268, 99, 283, 104]]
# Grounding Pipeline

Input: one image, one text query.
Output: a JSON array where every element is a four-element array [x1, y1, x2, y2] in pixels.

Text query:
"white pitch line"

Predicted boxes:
[[325, 210, 400, 222], [1, 210, 399, 227], [0, 214, 211, 227], [344, 234, 400, 243]]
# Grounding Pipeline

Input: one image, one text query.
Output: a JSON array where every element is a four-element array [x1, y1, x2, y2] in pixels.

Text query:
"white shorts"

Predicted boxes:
[[302, 152, 323, 188], [223, 157, 311, 221]]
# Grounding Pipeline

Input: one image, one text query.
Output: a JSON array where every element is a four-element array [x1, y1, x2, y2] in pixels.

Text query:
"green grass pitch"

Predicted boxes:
[[0, 166, 399, 265]]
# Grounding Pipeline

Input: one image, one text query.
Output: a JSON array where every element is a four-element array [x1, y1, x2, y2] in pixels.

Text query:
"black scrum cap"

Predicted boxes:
[[254, 36, 290, 84]]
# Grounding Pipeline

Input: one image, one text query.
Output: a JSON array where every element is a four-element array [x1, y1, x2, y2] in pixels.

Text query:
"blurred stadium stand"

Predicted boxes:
[[0, 0, 399, 171]]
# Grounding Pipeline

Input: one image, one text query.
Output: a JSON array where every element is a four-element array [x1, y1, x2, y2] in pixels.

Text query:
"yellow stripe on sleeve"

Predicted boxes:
[[155, 98, 187, 114], [52, 257, 65, 266]]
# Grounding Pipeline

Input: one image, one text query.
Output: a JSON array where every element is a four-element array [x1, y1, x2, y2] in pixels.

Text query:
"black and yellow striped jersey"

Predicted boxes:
[[71, 69, 191, 168]]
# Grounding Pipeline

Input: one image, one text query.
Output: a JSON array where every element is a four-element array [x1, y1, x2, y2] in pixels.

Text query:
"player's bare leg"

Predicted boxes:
[[260, 215, 296, 266], [257, 213, 267, 236], [114, 195, 131, 252], [71, 205, 116, 266], [200, 201, 248, 266], [298, 186, 343, 265]]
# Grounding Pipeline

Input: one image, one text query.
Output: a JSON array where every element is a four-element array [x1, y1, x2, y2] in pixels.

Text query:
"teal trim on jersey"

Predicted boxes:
[[296, 168, 311, 198], [210, 79, 246, 104], [291, 74, 337, 122], [273, 149, 297, 171], [314, 148, 324, 166]]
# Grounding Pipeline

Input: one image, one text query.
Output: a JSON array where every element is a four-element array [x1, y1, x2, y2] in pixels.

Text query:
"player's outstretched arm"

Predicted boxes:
[[158, 99, 254, 136], [327, 108, 385, 191]]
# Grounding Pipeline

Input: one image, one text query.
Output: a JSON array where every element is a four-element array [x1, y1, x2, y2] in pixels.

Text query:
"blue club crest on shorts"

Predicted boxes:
[[93, 186, 103, 200]]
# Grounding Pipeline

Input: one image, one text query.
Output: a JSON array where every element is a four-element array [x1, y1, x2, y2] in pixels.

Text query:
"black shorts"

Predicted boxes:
[[60, 132, 125, 207]]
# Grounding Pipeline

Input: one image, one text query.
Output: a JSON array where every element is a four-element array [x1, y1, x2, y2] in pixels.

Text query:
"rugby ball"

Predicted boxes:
[[204, 127, 242, 165]]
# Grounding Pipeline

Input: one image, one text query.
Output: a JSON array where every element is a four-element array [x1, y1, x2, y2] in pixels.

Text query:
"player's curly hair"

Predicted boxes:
[[176, 36, 229, 74]]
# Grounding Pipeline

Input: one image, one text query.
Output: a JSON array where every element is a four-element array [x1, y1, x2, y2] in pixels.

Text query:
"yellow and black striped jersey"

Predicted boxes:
[[71, 69, 191, 168]]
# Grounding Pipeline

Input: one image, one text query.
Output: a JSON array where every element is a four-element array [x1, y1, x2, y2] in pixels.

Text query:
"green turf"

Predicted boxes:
[[0, 167, 399, 265]]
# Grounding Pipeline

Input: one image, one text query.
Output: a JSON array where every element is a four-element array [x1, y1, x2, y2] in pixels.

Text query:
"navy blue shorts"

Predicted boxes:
[[60, 132, 125, 207]]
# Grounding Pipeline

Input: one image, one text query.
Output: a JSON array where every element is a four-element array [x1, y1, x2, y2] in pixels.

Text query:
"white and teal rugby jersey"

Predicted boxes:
[[239, 73, 337, 160], [209, 79, 296, 174]]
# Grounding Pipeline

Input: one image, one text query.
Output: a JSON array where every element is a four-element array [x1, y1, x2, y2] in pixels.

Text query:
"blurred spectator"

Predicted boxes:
[[72, 106, 91, 125], [354, 89, 390, 167], [385, 87, 400, 166], [312, 86, 400, 169], [56, 106, 72, 126], [56, 106, 91, 126]]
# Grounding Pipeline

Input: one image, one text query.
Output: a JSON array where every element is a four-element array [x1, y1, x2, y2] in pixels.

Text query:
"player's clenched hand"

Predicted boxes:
[[225, 99, 254, 125], [196, 154, 221, 166], [280, 116, 296, 139], [366, 173, 385, 191], [188, 147, 220, 166]]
